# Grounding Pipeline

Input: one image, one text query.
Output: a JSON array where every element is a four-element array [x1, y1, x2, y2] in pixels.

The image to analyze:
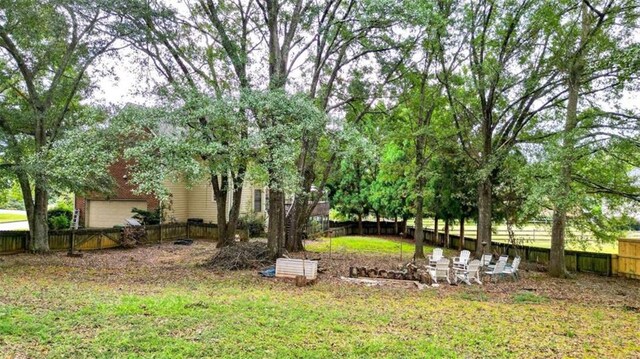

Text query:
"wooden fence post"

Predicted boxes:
[[22, 232, 28, 253], [68, 230, 75, 254]]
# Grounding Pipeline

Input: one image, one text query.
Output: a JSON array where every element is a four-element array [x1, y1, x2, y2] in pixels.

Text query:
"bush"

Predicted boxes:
[[238, 213, 265, 237], [131, 207, 161, 225], [49, 215, 71, 230], [47, 207, 73, 230], [306, 219, 324, 238]]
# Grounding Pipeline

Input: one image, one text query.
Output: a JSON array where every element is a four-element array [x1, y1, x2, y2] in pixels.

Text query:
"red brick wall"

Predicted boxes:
[[74, 158, 160, 227]]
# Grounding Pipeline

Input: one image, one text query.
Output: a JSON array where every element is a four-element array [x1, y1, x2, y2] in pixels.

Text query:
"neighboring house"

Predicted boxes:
[[75, 159, 267, 228]]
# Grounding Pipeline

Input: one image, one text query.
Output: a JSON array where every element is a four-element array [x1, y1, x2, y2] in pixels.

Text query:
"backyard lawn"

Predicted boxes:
[[304, 235, 455, 257], [1, 239, 639, 358], [0, 212, 26, 223]]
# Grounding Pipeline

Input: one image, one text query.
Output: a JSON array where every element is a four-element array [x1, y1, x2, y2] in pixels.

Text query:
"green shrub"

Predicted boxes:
[[131, 208, 161, 225], [306, 219, 324, 238], [238, 213, 265, 237], [49, 215, 71, 230], [47, 207, 73, 230]]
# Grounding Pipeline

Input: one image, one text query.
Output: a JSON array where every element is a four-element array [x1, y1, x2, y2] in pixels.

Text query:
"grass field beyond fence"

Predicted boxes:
[[406, 219, 636, 254], [0, 213, 27, 223]]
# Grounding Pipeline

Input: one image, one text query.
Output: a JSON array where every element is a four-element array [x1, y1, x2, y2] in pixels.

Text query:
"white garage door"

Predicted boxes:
[[87, 200, 147, 228]]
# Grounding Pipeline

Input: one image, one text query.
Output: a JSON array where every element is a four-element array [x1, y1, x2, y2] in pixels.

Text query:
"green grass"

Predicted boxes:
[[307, 236, 416, 255], [306, 236, 457, 258], [0, 212, 27, 223], [1, 245, 639, 358], [513, 291, 548, 304]]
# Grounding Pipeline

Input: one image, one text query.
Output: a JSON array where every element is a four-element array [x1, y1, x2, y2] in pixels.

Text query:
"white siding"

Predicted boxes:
[[163, 177, 267, 224], [186, 181, 218, 223], [164, 179, 189, 222]]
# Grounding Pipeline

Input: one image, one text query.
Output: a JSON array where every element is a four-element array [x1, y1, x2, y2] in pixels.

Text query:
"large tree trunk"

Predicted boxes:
[[433, 216, 439, 246], [285, 197, 306, 252], [549, 2, 588, 278], [376, 212, 381, 235], [17, 172, 35, 235], [444, 218, 450, 248], [476, 179, 492, 257], [30, 179, 49, 253], [227, 176, 244, 239], [394, 216, 398, 235], [212, 175, 232, 247], [267, 189, 286, 258], [550, 209, 568, 276], [357, 213, 363, 235], [459, 216, 465, 251], [414, 195, 425, 259]]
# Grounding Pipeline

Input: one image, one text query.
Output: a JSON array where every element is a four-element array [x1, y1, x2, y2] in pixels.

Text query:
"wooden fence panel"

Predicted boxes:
[[0, 223, 197, 254], [144, 225, 160, 243], [187, 223, 217, 240], [163, 223, 187, 240], [617, 239, 640, 279], [48, 231, 71, 250], [0, 231, 27, 253]]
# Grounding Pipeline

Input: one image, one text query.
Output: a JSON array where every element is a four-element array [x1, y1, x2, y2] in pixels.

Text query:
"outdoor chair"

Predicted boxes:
[[484, 259, 507, 283], [453, 250, 471, 269], [428, 257, 451, 285], [428, 248, 444, 267], [454, 259, 482, 285], [487, 254, 508, 270], [503, 256, 521, 280], [481, 254, 493, 268]]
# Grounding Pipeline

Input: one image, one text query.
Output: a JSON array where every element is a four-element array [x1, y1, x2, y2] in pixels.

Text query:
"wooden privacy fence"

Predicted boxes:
[[0, 222, 218, 254], [617, 238, 640, 279], [330, 220, 617, 277]]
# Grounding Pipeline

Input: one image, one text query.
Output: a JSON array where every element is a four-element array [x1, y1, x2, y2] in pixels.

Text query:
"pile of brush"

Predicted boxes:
[[205, 241, 272, 270]]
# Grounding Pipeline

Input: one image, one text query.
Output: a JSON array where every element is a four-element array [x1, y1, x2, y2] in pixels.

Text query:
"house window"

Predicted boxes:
[[254, 189, 262, 212]]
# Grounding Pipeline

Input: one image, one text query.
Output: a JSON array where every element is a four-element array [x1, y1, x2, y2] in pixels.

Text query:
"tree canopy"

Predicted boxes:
[[1, 0, 638, 273]]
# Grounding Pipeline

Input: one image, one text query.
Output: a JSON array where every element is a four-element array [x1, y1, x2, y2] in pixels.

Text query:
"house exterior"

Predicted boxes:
[[74, 159, 266, 228]]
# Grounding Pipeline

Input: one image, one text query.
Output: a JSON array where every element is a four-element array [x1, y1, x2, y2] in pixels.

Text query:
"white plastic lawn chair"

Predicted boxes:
[[484, 259, 507, 283], [487, 255, 508, 270], [503, 256, 521, 280], [453, 250, 471, 269], [428, 257, 451, 285], [481, 254, 493, 268], [454, 259, 482, 285], [428, 248, 444, 267]]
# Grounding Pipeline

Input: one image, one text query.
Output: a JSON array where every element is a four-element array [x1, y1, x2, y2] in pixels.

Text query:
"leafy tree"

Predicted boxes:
[[435, 0, 568, 256], [530, 0, 640, 277], [110, 0, 253, 248], [0, 0, 119, 251], [327, 128, 377, 235]]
